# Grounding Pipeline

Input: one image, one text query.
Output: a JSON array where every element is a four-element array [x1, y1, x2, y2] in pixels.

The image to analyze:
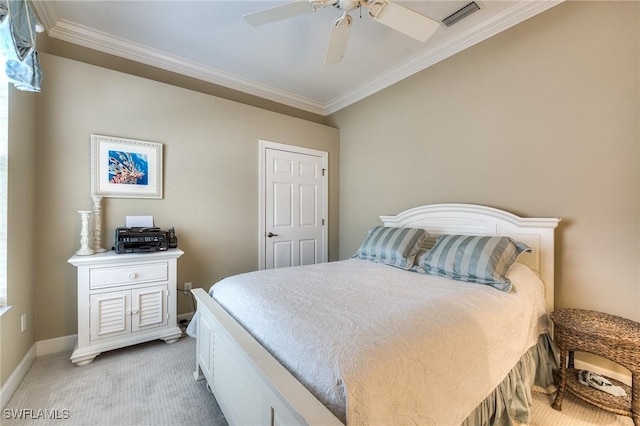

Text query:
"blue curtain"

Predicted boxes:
[[0, 0, 42, 92]]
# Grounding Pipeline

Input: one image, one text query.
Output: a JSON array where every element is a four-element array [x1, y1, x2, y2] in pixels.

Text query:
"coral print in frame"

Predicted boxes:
[[91, 134, 163, 199]]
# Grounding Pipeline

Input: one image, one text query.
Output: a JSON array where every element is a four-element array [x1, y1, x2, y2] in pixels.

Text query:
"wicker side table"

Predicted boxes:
[[550, 309, 640, 426]]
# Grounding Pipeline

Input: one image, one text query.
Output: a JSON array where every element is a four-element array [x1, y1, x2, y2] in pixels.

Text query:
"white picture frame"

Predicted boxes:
[[91, 134, 163, 199]]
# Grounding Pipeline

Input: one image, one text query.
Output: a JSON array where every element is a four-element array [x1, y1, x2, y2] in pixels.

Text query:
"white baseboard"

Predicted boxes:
[[0, 344, 36, 409], [36, 334, 77, 357], [0, 335, 76, 409]]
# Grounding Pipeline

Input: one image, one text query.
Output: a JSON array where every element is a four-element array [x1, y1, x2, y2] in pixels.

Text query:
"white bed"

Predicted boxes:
[[190, 204, 560, 425]]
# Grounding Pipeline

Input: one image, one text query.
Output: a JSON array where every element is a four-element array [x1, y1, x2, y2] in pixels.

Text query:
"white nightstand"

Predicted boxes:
[[68, 249, 184, 366]]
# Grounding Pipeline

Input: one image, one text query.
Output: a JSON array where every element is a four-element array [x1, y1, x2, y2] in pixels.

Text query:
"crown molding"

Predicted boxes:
[[32, 0, 563, 117], [33, 10, 326, 115], [31, 0, 59, 31], [324, 0, 564, 115]]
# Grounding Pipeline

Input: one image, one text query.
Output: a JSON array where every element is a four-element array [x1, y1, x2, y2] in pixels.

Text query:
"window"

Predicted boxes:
[[0, 69, 8, 311]]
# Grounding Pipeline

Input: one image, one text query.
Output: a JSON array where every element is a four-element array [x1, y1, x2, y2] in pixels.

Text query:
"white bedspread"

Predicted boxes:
[[209, 259, 548, 425]]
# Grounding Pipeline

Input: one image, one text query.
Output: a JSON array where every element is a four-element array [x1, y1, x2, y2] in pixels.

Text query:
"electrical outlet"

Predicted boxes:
[[21, 314, 26, 332], [184, 282, 192, 292]]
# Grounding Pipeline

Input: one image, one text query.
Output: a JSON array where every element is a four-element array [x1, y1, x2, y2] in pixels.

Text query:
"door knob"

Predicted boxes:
[[267, 232, 279, 238]]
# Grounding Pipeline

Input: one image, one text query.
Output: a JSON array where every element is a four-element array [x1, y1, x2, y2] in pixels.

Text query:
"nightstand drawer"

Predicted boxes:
[[90, 262, 168, 289]]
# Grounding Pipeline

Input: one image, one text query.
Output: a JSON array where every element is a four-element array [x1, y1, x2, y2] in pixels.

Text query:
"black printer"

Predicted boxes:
[[115, 227, 171, 253]]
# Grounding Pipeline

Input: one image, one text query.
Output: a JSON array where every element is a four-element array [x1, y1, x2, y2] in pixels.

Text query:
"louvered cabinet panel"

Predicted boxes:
[[90, 291, 130, 340], [132, 285, 168, 331]]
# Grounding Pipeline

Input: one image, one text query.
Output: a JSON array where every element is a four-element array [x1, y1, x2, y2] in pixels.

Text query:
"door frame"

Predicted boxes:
[[258, 140, 328, 270]]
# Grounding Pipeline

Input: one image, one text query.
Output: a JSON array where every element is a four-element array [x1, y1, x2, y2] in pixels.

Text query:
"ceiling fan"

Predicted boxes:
[[244, 0, 440, 65]]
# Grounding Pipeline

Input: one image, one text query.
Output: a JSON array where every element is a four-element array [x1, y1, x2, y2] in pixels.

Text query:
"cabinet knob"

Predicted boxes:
[[132, 309, 139, 315], [128, 273, 136, 279]]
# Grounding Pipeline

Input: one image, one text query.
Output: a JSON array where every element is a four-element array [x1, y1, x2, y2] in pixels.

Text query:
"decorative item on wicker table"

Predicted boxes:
[[550, 309, 640, 426]]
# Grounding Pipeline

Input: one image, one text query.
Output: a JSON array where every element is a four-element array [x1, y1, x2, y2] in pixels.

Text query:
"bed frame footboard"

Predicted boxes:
[[191, 288, 343, 426]]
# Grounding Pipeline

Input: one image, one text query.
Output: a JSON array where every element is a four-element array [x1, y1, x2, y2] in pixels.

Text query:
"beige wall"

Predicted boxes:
[[32, 54, 339, 341], [37, 35, 328, 126], [328, 1, 639, 322], [0, 87, 37, 385]]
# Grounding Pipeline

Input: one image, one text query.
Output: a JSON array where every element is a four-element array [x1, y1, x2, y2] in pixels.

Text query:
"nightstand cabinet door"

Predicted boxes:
[[90, 290, 131, 341], [89, 284, 169, 341], [132, 285, 168, 331]]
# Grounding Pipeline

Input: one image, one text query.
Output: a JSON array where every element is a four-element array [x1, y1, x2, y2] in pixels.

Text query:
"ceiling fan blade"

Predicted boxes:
[[244, 1, 314, 27], [324, 14, 352, 65], [368, 1, 440, 42]]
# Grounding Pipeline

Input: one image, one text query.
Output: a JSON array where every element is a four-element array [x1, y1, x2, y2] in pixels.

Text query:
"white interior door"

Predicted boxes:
[[260, 141, 327, 269]]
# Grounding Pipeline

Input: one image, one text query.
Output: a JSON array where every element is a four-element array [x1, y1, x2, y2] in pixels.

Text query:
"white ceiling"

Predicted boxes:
[[32, 1, 563, 116]]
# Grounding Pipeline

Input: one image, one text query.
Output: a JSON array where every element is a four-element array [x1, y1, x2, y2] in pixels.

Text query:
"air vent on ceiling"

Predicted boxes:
[[442, 2, 481, 27]]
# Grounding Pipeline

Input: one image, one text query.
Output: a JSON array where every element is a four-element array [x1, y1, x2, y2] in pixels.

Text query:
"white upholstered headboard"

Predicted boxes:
[[380, 204, 560, 312]]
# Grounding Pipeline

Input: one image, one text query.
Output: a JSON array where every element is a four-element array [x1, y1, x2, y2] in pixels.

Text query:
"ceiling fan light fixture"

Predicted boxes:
[[339, 0, 360, 11]]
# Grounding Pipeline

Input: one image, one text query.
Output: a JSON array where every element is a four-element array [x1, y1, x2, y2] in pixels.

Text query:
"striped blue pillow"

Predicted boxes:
[[420, 235, 531, 291], [352, 226, 427, 270]]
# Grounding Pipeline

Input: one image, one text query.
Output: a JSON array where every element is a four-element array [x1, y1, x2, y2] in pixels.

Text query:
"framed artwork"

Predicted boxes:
[[91, 134, 163, 199]]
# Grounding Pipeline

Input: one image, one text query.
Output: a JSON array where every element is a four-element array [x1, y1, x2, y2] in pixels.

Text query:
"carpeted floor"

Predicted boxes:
[[529, 390, 633, 426], [4, 336, 227, 426], [4, 335, 634, 425]]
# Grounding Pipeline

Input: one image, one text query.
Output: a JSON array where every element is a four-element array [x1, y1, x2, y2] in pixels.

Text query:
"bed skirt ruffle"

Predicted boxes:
[[461, 333, 558, 426], [188, 316, 558, 426]]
